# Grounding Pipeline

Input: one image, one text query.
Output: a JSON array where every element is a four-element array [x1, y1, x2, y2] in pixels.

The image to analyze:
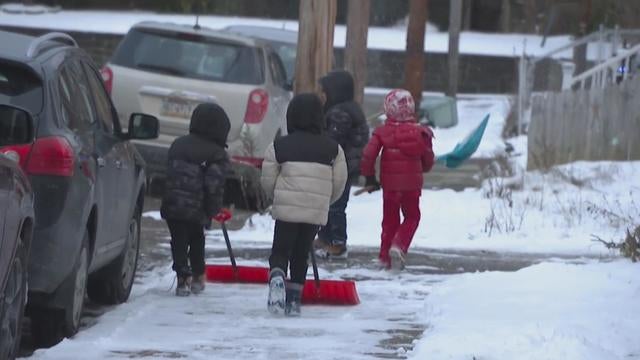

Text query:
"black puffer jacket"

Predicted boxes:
[[160, 103, 231, 225], [320, 70, 370, 179]]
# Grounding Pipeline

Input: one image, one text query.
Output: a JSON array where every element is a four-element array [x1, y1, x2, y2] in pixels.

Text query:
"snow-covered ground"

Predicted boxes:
[[411, 260, 640, 360], [0, 7, 611, 59]]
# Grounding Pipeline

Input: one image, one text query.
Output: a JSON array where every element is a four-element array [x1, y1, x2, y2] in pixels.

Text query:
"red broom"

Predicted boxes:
[[206, 213, 359, 305], [301, 246, 360, 305], [205, 215, 270, 284]]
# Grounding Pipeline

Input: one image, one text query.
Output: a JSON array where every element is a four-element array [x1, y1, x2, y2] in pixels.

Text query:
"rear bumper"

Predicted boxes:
[[27, 176, 89, 298], [29, 220, 83, 296], [134, 141, 270, 211]]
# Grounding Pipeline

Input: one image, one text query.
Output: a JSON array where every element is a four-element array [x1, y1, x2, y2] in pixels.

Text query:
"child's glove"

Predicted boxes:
[[213, 208, 232, 223], [365, 176, 381, 193]]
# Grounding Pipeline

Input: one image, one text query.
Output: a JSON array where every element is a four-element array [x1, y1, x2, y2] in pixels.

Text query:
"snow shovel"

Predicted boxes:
[[354, 114, 490, 196], [435, 114, 490, 169], [205, 217, 270, 284], [301, 246, 360, 305]]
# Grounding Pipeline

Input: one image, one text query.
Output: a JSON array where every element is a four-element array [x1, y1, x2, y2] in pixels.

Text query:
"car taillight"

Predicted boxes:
[[243, 89, 269, 124], [0, 144, 32, 170], [25, 137, 75, 177], [100, 65, 113, 95]]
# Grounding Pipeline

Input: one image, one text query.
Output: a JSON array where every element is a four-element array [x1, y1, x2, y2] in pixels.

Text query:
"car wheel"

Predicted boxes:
[[0, 242, 27, 359], [31, 231, 89, 347], [88, 205, 141, 305]]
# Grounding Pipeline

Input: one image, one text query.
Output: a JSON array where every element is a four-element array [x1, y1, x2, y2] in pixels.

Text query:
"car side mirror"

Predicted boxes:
[[128, 113, 159, 140]]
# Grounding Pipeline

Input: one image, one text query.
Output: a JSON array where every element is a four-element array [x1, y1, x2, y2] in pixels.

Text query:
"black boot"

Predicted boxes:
[[285, 282, 303, 317]]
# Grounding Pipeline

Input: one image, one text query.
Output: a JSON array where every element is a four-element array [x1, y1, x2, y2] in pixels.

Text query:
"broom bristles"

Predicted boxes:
[[206, 264, 269, 283], [301, 279, 360, 305], [206, 265, 360, 306]]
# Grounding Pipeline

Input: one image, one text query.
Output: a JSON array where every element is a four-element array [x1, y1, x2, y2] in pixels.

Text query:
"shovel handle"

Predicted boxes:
[[354, 186, 380, 196], [309, 246, 321, 291], [220, 222, 238, 278]]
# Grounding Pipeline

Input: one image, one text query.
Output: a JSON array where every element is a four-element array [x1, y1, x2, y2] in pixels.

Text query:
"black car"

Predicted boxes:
[[0, 30, 159, 347], [0, 105, 34, 360]]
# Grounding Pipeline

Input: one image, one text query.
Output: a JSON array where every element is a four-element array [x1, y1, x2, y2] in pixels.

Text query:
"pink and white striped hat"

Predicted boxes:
[[384, 89, 416, 122]]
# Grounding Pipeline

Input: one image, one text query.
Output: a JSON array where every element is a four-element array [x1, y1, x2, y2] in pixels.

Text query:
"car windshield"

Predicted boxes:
[[0, 62, 43, 116], [111, 28, 265, 85]]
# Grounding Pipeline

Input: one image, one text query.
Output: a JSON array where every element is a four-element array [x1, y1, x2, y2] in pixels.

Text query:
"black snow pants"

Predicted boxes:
[[269, 220, 319, 285], [167, 219, 205, 278]]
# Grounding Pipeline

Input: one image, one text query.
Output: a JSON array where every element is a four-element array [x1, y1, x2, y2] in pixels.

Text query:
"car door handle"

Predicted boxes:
[[96, 157, 106, 168]]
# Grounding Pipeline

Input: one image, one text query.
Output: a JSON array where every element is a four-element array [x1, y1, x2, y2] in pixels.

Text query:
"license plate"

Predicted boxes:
[[160, 99, 196, 119]]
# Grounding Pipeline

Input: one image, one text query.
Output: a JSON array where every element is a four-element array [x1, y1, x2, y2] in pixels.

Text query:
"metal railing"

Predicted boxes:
[[570, 43, 640, 89], [516, 26, 640, 135]]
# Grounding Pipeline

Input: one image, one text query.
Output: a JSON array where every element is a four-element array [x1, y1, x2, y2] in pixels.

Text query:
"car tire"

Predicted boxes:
[[0, 241, 28, 359], [31, 231, 89, 347], [87, 205, 141, 305]]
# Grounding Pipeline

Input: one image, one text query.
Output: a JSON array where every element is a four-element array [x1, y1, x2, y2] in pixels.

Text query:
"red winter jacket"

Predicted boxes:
[[360, 120, 435, 192]]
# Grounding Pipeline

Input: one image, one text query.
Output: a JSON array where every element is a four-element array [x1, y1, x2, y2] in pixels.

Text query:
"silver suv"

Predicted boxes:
[[103, 21, 292, 209]]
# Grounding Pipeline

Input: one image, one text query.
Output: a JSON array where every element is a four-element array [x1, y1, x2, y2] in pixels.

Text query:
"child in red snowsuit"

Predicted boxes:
[[360, 89, 435, 270]]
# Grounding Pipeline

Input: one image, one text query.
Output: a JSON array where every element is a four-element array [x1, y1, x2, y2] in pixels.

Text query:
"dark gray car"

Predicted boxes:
[[0, 30, 159, 348], [0, 104, 34, 360]]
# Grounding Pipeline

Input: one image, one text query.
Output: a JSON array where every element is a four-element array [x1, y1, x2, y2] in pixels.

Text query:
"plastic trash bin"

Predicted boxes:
[[419, 96, 458, 128]]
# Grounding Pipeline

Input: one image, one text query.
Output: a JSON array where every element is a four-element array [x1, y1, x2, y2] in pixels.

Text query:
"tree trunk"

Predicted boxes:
[[294, 0, 337, 95], [446, 0, 462, 98], [403, 0, 428, 107], [344, 0, 371, 105]]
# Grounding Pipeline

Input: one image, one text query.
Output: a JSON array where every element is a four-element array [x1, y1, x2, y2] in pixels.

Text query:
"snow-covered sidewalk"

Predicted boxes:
[[28, 264, 440, 360]]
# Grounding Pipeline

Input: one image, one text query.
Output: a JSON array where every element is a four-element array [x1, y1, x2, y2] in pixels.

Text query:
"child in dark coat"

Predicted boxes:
[[360, 89, 435, 270], [161, 103, 231, 296]]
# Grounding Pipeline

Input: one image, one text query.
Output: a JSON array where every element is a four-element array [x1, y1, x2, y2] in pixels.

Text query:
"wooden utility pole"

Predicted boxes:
[[403, 0, 428, 107], [294, 0, 337, 95], [344, 0, 371, 105], [446, 0, 462, 98]]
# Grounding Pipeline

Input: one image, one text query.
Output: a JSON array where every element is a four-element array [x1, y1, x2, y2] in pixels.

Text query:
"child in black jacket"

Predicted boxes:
[[161, 103, 230, 296]]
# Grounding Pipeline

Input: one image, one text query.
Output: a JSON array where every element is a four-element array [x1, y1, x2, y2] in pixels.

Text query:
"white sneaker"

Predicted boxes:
[[267, 269, 286, 315]]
